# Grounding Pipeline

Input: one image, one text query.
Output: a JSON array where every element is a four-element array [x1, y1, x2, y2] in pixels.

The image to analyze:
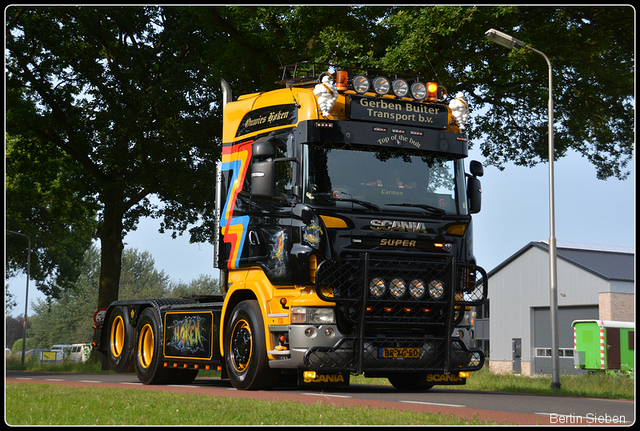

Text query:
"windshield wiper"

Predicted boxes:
[[385, 203, 446, 214], [330, 197, 381, 211]]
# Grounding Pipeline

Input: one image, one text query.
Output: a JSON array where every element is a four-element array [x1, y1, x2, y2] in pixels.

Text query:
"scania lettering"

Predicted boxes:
[[93, 62, 487, 391]]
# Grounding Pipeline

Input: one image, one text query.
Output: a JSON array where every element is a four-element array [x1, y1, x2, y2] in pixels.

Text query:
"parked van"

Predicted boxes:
[[69, 343, 92, 363], [50, 344, 72, 361]]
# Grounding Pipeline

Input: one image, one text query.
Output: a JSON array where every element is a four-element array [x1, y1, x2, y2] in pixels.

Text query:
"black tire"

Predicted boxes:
[[106, 306, 135, 373], [224, 300, 279, 390], [388, 373, 435, 391], [133, 307, 174, 385]]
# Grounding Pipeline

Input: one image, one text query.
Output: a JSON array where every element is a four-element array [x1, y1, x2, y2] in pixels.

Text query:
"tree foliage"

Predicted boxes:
[[6, 133, 98, 298], [6, 6, 633, 312], [377, 6, 633, 179], [6, 6, 221, 309]]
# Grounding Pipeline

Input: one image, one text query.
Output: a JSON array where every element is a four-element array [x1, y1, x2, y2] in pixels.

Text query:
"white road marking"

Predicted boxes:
[[300, 392, 352, 398], [400, 400, 466, 408]]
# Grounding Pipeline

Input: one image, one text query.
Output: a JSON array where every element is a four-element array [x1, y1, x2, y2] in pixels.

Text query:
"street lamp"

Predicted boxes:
[[485, 28, 561, 390], [6, 230, 32, 366]]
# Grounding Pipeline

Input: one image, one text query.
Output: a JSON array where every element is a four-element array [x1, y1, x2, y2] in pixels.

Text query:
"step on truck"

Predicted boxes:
[[94, 62, 487, 390]]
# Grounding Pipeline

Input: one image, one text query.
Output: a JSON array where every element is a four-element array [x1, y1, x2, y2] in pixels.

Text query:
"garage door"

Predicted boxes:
[[532, 306, 598, 376]]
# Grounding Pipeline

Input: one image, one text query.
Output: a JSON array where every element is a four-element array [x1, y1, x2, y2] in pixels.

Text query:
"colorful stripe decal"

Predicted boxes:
[[220, 141, 253, 269]]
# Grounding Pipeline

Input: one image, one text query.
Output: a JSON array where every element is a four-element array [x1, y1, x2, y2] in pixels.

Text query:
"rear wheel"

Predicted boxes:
[[224, 300, 279, 390], [134, 307, 174, 385], [106, 306, 134, 373]]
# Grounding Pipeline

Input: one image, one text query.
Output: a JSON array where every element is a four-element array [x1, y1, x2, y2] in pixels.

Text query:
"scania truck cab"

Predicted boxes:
[[96, 62, 486, 391], [215, 62, 486, 390]]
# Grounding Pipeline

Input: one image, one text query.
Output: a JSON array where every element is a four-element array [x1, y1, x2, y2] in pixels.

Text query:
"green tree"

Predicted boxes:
[[6, 132, 98, 299], [28, 245, 172, 349], [379, 6, 633, 179], [5, 315, 27, 350], [169, 274, 222, 298], [6, 7, 220, 312]]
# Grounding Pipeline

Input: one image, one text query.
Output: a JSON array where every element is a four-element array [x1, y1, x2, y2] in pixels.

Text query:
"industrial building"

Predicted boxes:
[[475, 241, 634, 376]]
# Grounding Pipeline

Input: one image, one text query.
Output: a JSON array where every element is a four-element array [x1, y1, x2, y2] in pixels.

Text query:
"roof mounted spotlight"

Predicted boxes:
[[353, 75, 369, 94], [392, 79, 409, 97], [411, 81, 427, 101], [372, 76, 390, 96]]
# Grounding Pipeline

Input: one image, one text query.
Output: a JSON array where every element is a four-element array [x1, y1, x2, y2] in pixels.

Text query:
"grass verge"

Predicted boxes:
[[5, 383, 491, 425], [7, 354, 634, 401]]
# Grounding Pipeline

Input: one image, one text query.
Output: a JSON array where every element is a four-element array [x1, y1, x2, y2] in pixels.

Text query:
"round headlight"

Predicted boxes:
[[389, 278, 406, 298], [369, 277, 386, 299], [392, 79, 409, 97], [353, 75, 369, 94], [409, 279, 426, 299], [411, 81, 427, 101], [373, 76, 390, 95], [428, 280, 445, 300]]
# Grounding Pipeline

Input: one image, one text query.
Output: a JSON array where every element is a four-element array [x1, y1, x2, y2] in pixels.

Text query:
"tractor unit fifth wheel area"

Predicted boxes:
[[94, 62, 488, 391]]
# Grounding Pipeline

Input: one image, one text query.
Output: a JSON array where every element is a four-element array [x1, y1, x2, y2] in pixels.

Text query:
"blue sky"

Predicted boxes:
[[6, 147, 635, 318]]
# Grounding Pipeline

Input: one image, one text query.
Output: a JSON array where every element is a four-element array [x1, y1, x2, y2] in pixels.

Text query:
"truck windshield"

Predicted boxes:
[[303, 143, 468, 215]]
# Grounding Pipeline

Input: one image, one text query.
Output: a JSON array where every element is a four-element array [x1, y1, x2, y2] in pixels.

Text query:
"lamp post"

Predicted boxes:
[[6, 230, 32, 366], [485, 28, 561, 389]]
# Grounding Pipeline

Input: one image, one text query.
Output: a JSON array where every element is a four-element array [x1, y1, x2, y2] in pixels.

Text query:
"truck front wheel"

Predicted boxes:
[[106, 306, 134, 373], [134, 307, 174, 385], [224, 300, 279, 390]]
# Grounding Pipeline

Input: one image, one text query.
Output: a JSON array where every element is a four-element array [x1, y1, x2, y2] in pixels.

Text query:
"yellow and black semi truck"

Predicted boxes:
[[94, 62, 487, 391]]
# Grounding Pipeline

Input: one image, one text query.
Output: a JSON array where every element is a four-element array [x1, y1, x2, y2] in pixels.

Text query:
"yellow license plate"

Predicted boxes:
[[379, 347, 420, 359]]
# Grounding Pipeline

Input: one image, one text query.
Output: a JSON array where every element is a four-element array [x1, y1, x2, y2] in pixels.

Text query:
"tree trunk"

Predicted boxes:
[[91, 203, 125, 368], [96, 204, 125, 309]]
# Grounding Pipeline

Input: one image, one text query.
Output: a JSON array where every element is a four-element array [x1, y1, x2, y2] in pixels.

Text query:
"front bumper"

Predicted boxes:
[[303, 335, 484, 373]]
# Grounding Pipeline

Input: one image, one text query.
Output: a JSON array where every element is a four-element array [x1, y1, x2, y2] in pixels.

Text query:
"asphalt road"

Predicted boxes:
[[6, 370, 635, 425]]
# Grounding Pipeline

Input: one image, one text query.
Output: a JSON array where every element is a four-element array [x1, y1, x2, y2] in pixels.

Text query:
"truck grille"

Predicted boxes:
[[313, 253, 486, 373], [315, 254, 486, 330]]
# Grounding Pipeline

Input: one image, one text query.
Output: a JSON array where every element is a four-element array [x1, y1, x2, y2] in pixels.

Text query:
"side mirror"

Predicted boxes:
[[467, 160, 483, 214], [252, 137, 276, 159], [470, 160, 484, 177], [251, 160, 276, 198], [467, 176, 482, 214], [250, 135, 299, 200], [251, 137, 277, 199]]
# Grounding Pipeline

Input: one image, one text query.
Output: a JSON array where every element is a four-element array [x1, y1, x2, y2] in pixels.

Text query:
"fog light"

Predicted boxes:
[[390, 278, 406, 298], [369, 277, 386, 298], [429, 280, 445, 299], [409, 279, 426, 299], [304, 327, 317, 338], [325, 327, 335, 338]]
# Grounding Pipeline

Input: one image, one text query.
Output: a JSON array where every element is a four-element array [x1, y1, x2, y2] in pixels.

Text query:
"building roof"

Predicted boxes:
[[489, 241, 635, 282]]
